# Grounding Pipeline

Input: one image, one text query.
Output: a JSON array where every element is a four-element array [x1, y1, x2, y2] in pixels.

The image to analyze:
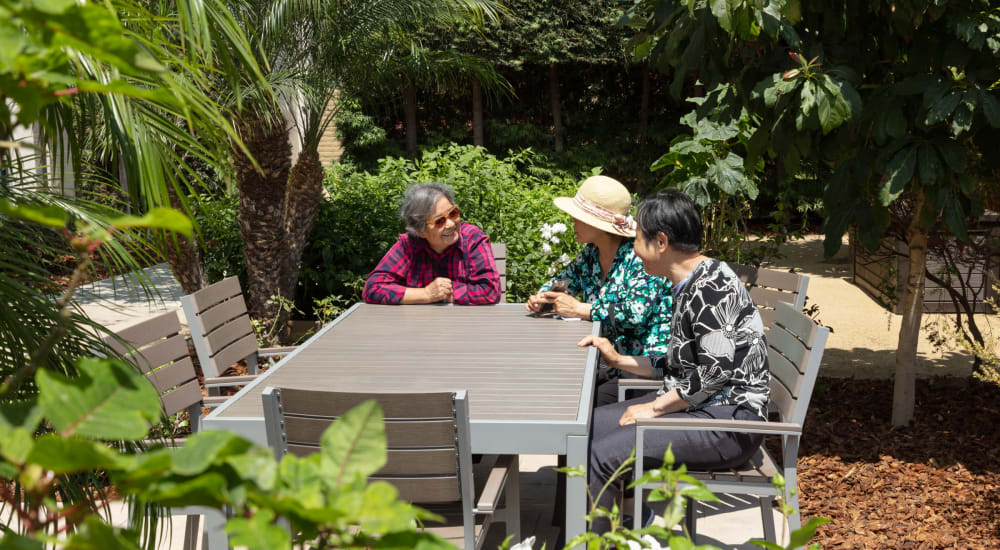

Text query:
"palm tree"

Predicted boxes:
[[219, 0, 505, 339]]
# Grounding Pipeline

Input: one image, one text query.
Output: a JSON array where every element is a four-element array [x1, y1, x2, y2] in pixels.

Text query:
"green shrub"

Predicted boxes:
[[191, 191, 245, 284], [299, 144, 590, 307]]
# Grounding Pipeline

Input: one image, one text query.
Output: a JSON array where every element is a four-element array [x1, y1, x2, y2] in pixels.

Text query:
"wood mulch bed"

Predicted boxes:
[[798, 377, 1000, 549]]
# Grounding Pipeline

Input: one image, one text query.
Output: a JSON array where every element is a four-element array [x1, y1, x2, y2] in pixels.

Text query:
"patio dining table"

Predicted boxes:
[[202, 303, 599, 546]]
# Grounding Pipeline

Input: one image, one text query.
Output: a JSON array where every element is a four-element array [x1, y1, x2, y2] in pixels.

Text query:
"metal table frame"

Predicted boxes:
[[203, 303, 599, 546]]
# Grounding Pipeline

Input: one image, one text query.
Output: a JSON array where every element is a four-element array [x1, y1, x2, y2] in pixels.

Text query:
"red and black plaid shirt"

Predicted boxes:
[[363, 223, 501, 305]]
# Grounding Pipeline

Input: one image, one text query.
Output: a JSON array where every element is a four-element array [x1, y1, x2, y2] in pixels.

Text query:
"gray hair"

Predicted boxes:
[[400, 183, 456, 236]]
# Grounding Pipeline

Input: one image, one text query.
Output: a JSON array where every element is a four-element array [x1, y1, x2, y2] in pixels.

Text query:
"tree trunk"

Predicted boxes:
[[472, 80, 484, 147], [405, 82, 418, 158], [893, 190, 929, 427], [639, 63, 650, 143], [233, 119, 292, 336], [160, 180, 206, 294], [277, 148, 324, 343], [549, 64, 564, 153]]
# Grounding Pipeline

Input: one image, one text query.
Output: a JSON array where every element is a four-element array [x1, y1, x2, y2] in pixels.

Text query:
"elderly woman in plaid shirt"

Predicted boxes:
[[363, 183, 501, 305]]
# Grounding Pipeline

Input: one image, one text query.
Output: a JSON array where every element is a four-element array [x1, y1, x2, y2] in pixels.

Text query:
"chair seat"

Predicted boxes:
[[687, 443, 781, 494], [419, 503, 490, 550]]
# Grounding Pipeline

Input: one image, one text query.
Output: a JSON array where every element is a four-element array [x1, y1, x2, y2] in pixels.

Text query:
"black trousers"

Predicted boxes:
[[587, 393, 763, 534]]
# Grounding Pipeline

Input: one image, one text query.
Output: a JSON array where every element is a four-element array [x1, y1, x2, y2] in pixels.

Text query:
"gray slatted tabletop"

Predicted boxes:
[[203, 303, 599, 544]]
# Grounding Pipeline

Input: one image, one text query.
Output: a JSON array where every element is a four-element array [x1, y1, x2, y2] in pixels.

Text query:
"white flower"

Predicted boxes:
[[546, 264, 558, 276], [552, 222, 567, 234], [550, 236, 560, 244], [540, 223, 553, 240], [510, 536, 537, 550], [626, 535, 667, 550], [558, 253, 572, 265], [542, 242, 552, 254]]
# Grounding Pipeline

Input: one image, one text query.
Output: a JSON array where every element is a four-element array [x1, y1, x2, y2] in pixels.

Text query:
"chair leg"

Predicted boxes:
[[201, 507, 228, 550], [684, 497, 697, 542], [759, 497, 776, 543], [183, 514, 200, 550]]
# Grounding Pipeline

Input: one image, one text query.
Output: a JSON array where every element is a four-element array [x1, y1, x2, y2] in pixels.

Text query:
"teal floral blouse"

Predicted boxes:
[[539, 240, 673, 357]]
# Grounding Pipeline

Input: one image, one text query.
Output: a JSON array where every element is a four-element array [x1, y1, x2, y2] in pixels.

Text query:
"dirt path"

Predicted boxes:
[[762, 234, 998, 379]]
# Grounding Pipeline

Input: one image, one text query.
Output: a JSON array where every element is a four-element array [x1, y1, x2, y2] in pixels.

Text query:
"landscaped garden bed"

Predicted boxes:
[[800, 377, 1000, 548]]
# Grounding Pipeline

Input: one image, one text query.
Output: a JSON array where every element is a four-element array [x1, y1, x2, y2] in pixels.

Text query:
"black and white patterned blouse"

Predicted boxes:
[[651, 259, 770, 419]]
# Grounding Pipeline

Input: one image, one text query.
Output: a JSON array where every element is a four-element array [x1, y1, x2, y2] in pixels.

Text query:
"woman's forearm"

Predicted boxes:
[[651, 388, 689, 415], [608, 353, 654, 378], [400, 287, 432, 304]]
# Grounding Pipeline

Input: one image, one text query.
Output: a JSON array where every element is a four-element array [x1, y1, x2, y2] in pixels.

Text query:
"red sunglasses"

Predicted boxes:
[[426, 205, 461, 228]]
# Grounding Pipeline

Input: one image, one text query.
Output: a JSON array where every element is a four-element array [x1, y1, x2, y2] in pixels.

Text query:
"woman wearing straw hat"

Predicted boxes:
[[527, 175, 673, 407]]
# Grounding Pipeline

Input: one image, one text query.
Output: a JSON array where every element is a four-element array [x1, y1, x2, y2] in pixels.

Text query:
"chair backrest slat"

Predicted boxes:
[[284, 415, 456, 447], [263, 388, 467, 504], [766, 302, 829, 425], [105, 313, 182, 354], [185, 277, 243, 313], [162, 379, 203, 417], [198, 296, 248, 335], [181, 276, 258, 377], [204, 315, 254, 357], [147, 357, 197, 393], [491, 242, 507, 303], [127, 335, 189, 374], [728, 262, 809, 316]]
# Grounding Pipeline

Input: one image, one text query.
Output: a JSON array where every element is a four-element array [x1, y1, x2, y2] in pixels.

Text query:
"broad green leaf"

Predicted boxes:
[[816, 76, 859, 134], [356, 481, 427, 533], [796, 80, 816, 131], [26, 436, 128, 473], [170, 430, 255, 475], [749, 540, 785, 549], [667, 536, 695, 550], [787, 517, 833, 548], [127, 471, 232, 507], [982, 90, 1000, 128], [936, 140, 966, 173], [0, 199, 69, 227], [28, 0, 75, 14], [319, 400, 386, 488], [275, 454, 325, 508], [680, 485, 719, 502], [880, 148, 916, 205], [939, 188, 969, 241], [925, 90, 961, 126], [0, 426, 34, 465], [0, 533, 44, 550], [885, 105, 907, 138], [107, 208, 193, 237], [226, 509, 291, 550], [710, 0, 733, 33], [227, 452, 277, 491], [917, 145, 943, 185], [63, 516, 142, 550], [36, 357, 160, 440]]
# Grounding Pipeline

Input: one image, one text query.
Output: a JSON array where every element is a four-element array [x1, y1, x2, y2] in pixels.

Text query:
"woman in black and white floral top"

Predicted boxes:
[[579, 189, 770, 534]]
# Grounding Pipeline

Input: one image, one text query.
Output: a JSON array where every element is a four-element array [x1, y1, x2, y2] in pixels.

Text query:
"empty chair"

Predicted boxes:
[[491, 242, 507, 303], [104, 310, 238, 550], [629, 301, 830, 542], [181, 277, 294, 392], [262, 387, 519, 550]]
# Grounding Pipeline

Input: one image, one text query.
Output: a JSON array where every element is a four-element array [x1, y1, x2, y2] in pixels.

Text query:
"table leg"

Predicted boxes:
[[506, 455, 521, 543], [565, 434, 588, 549]]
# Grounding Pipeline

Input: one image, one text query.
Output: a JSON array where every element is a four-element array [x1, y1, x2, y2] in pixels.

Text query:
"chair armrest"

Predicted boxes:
[[475, 455, 514, 513], [259, 346, 296, 357], [204, 375, 257, 388], [203, 396, 230, 407], [634, 417, 802, 436], [617, 378, 662, 402]]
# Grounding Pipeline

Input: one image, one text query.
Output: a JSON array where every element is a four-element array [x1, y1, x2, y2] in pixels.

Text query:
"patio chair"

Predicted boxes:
[[491, 242, 507, 303], [261, 387, 520, 550], [617, 263, 810, 401], [629, 301, 830, 543], [104, 310, 238, 550], [180, 277, 295, 392]]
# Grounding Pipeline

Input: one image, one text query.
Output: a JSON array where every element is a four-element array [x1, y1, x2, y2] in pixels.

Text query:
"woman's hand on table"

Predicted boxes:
[[424, 277, 453, 302], [577, 335, 621, 365], [525, 293, 544, 312], [537, 291, 590, 319]]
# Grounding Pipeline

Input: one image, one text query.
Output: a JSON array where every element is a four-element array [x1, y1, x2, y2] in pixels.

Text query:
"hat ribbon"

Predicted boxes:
[[572, 193, 636, 235]]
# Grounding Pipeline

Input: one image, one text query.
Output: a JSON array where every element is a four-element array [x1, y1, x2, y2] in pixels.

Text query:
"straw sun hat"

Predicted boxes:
[[553, 175, 636, 237]]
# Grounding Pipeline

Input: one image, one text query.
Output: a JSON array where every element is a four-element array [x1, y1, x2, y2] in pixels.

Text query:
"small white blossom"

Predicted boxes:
[[551, 236, 560, 244], [558, 253, 572, 265], [540, 223, 553, 240], [510, 536, 536, 550], [546, 265, 558, 276], [552, 222, 567, 234], [542, 242, 552, 254]]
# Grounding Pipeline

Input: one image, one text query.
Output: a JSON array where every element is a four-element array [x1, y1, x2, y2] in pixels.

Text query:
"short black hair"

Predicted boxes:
[[636, 190, 702, 253]]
